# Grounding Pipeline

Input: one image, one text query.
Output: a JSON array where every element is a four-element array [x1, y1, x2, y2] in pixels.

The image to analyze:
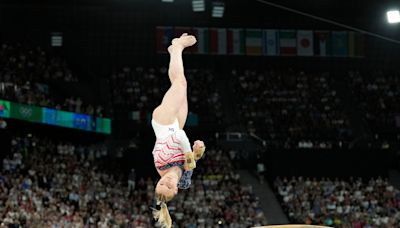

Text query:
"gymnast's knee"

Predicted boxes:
[[172, 78, 187, 89]]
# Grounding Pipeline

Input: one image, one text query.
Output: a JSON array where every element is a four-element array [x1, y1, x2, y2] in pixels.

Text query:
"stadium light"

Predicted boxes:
[[192, 0, 205, 12], [212, 1, 225, 18], [51, 33, 63, 47], [387, 10, 400, 24]]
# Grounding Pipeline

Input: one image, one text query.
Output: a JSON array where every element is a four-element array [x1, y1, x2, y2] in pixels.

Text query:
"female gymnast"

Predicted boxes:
[[151, 33, 206, 228]]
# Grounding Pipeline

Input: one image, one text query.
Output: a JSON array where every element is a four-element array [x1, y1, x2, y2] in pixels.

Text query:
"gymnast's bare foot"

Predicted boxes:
[[168, 33, 197, 53]]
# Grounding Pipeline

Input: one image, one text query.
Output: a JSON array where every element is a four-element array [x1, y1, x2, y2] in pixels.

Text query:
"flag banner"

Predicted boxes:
[[155, 26, 174, 53], [297, 30, 314, 56], [3, 100, 110, 134], [332, 31, 348, 57], [227, 28, 245, 55], [156, 26, 366, 58], [314, 30, 331, 56], [263, 29, 278, 56], [348, 31, 365, 57], [192, 27, 209, 54], [209, 28, 227, 55], [279, 30, 297, 56], [245, 29, 263, 56]]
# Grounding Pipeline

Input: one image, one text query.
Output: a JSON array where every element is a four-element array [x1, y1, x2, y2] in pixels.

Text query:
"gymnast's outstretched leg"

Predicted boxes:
[[152, 33, 195, 127], [168, 37, 189, 130]]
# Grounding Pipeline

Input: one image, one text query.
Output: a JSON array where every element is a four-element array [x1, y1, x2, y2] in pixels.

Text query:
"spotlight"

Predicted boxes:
[[50, 33, 63, 47], [212, 1, 225, 18], [387, 10, 400, 24], [192, 0, 205, 12]]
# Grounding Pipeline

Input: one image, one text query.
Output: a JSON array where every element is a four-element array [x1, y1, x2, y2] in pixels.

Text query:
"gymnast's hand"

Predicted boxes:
[[193, 140, 205, 161]]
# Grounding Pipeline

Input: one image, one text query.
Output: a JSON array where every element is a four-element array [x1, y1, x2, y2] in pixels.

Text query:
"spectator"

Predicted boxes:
[[128, 168, 136, 193]]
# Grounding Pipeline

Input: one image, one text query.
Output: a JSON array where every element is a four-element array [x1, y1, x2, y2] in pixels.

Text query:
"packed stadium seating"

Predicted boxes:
[[348, 70, 400, 137], [232, 68, 353, 148], [0, 133, 267, 227], [0, 43, 105, 117], [110, 66, 223, 124], [274, 176, 400, 228]]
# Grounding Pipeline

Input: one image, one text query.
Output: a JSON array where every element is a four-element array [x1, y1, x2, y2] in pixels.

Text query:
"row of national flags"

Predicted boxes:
[[156, 26, 365, 57]]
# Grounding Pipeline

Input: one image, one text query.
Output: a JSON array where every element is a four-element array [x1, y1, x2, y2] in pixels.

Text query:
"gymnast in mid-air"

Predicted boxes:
[[151, 33, 206, 228]]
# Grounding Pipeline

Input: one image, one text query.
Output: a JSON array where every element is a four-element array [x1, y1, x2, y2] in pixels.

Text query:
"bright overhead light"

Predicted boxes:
[[51, 33, 63, 47], [161, 0, 174, 2], [212, 1, 225, 18], [192, 0, 205, 12], [387, 10, 400, 24]]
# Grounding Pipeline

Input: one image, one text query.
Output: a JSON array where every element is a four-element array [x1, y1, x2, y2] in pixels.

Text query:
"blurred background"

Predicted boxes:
[[0, 0, 400, 227]]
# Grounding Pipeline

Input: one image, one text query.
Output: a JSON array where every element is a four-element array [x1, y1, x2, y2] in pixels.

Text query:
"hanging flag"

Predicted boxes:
[[217, 29, 227, 55], [297, 30, 314, 56], [155, 26, 174, 53], [263, 29, 278, 56], [227, 28, 245, 55], [174, 26, 191, 37], [209, 28, 227, 55], [348, 31, 365, 57], [189, 27, 199, 54], [192, 27, 209, 54], [279, 30, 297, 56], [245, 29, 263, 56], [331, 31, 348, 57], [314, 31, 331, 57]]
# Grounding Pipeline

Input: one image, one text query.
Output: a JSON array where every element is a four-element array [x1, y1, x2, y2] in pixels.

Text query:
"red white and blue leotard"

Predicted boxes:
[[151, 118, 193, 189]]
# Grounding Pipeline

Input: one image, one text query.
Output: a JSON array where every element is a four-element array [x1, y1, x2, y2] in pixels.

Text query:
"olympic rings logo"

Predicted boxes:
[[18, 106, 33, 118]]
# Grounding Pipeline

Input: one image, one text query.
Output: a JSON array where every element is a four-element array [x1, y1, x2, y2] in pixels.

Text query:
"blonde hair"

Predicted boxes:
[[153, 193, 174, 228]]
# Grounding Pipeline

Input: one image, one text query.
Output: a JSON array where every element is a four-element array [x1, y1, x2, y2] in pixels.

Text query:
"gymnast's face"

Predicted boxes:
[[156, 174, 178, 198]]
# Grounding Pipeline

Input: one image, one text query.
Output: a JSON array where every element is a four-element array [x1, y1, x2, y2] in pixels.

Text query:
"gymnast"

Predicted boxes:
[[151, 33, 206, 228]]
